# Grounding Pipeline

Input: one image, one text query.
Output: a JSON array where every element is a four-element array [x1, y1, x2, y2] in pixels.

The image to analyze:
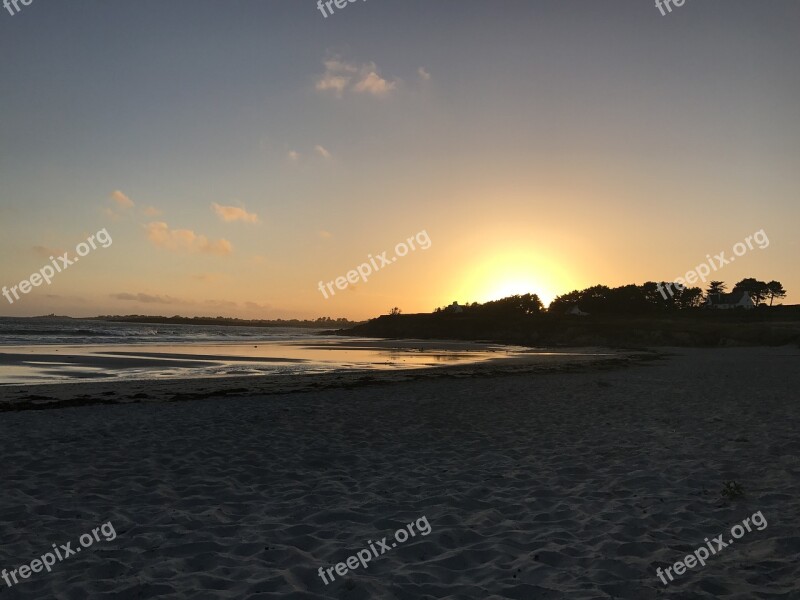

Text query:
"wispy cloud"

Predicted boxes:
[[315, 57, 398, 98], [111, 292, 181, 304], [191, 273, 224, 282], [418, 67, 431, 81], [318, 230, 333, 240], [315, 74, 350, 96], [104, 190, 135, 220], [204, 299, 238, 310], [315, 57, 357, 97], [212, 203, 259, 224], [144, 221, 233, 256], [288, 150, 300, 161], [315, 145, 332, 159], [353, 70, 396, 96], [142, 205, 162, 217], [32, 245, 64, 258], [111, 190, 134, 209], [245, 301, 271, 311]]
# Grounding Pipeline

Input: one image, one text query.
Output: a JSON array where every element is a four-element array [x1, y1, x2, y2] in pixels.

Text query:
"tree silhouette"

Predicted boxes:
[[437, 294, 544, 317], [482, 293, 543, 316], [766, 281, 787, 306], [389, 307, 402, 316], [548, 289, 585, 314], [677, 287, 704, 309], [706, 281, 726, 297], [549, 283, 706, 314], [733, 278, 769, 306]]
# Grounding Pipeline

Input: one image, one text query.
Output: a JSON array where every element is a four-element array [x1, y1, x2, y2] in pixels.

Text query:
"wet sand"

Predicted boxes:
[[0, 341, 625, 410], [0, 338, 596, 387]]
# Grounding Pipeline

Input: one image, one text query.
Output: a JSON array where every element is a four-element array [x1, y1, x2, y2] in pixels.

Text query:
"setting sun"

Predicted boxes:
[[452, 249, 574, 308]]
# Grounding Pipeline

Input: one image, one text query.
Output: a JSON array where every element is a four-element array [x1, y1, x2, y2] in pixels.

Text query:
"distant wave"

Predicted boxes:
[[0, 318, 321, 346], [0, 328, 160, 337]]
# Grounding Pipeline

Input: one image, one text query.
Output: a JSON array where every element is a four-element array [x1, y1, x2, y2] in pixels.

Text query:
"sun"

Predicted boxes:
[[452, 249, 573, 308], [488, 278, 546, 302]]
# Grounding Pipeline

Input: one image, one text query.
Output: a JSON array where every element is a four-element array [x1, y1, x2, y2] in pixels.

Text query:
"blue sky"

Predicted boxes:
[[1, 1, 798, 318]]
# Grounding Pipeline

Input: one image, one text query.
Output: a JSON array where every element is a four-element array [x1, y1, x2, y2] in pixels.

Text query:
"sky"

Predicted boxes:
[[1, 0, 798, 320]]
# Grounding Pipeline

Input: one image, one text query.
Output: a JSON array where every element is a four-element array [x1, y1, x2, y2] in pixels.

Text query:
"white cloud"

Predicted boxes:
[[315, 74, 350, 96], [288, 150, 300, 161], [244, 300, 271, 311], [144, 221, 233, 256], [204, 299, 238, 310], [353, 70, 396, 96], [191, 273, 224, 282], [142, 206, 162, 217], [32, 245, 64, 258], [323, 58, 358, 75], [110, 190, 134, 209], [315, 145, 332, 159], [315, 57, 398, 98], [102, 207, 122, 221], [212, 203, 259, 224], [104, 190, 135, 220], [418, 67, 431, 81], [111, 292, 181, 304]]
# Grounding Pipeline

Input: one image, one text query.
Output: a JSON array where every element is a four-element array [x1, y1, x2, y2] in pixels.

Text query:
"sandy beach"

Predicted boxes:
[[1, 346, 798, 599]]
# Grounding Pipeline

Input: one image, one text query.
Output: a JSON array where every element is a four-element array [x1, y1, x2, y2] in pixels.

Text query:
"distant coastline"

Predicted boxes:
[[36, 314, 365, 329]]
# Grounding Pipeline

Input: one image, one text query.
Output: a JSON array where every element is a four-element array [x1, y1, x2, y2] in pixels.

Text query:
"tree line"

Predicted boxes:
[[706, 279, 786, 306], [550, 277, 786, 314], [419, 278, 787, 318]]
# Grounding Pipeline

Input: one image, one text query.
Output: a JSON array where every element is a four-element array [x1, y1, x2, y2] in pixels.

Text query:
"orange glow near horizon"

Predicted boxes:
[[450, 248, 575, 308]]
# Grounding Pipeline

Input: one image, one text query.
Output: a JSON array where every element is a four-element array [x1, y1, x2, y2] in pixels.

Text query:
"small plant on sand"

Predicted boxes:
[[721, 480, 745, 500]]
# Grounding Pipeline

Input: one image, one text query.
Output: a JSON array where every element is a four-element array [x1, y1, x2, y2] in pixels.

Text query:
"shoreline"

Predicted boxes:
[[0, 347, 651, 412], [0, 338, 537, 386]]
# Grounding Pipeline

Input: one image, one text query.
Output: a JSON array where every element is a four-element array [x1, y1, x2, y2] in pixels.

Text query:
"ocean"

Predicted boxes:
[[0, 317, 320, 346], [0, 317, 513, 385]]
